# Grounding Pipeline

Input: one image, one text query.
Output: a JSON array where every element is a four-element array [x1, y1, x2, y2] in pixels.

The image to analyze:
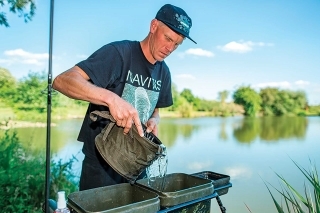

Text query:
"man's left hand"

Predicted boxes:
[[146, 117, 159, 136]]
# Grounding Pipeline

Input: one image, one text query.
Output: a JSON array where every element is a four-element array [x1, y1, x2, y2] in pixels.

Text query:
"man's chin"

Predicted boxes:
[[156, 55, 167, 62]]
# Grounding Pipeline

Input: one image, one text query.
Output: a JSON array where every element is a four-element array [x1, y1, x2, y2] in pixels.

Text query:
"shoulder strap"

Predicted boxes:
[[90, 110, 117, 141], [89, 110, 115, 122]]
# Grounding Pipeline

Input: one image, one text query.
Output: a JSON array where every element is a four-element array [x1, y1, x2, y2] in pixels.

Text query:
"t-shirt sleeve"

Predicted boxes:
[[156, 70, 173, 108], [76, 44, 123, 88]]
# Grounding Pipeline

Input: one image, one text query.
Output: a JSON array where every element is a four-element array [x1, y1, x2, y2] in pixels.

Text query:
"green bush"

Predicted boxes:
[[0, 129, 78, 212], [177, 97, 193, 118], [233, 86, 262, 117]]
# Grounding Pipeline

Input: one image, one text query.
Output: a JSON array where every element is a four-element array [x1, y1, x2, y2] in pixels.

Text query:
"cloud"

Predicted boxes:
[[175, 74, 196, 80], [224, 166, 252, 180], [187, 161, 212, 171], [178, 48, 214, 58], [0, 59, 11, 64], [254, 81, 291, 88], [218, 41, 274, 53], [2, 49, 49, 66], [294, 80, 310, 86], [184, 48, 214, 57], [253, 80, 312, 90]]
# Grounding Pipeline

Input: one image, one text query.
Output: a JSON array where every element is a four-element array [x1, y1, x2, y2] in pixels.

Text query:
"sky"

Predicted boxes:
[[1, 0, 320, 104]]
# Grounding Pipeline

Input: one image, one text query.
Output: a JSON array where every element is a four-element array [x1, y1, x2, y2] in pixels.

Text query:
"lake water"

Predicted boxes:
[[7, 116, 320, 212]]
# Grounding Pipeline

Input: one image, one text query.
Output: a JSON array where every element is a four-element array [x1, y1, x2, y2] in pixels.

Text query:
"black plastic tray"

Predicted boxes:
[[136, 173, 214, 208], [67, 183, 160, 213], [191, 171, 231, 196]]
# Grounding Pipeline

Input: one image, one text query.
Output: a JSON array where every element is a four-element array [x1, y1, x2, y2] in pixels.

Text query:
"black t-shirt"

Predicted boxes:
[[76, 40, 173, 160]]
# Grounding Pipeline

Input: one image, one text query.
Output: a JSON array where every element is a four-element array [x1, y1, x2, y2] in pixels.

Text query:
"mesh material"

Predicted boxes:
[[90, 111, 164, 184]]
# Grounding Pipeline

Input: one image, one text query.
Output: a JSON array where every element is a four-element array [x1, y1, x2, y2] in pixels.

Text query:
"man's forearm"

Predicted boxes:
[[52, 66, 115, 108]]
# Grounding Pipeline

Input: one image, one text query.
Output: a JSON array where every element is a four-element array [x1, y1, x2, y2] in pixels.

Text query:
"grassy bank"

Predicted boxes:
[[0, 98, 318, 129], [0, 102, 15, 120]]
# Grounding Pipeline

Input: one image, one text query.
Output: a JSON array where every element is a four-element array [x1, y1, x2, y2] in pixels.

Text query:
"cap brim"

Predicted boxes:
[[186, 36, 197, 44], [161, 21, 197, 44]]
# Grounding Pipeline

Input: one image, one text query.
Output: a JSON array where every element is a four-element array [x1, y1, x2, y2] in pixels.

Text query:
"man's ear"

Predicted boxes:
[[150, 19, 158, 33]]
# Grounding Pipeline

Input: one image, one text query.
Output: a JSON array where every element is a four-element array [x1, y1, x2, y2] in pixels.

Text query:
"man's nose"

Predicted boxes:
[[166, 43, 175, 52]]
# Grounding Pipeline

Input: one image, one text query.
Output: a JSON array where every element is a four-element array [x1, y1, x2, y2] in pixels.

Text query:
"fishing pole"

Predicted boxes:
[[45, 0, 54, 212]]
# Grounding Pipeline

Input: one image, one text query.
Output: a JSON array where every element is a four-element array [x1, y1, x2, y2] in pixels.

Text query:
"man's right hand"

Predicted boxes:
[[52, 66, 144, 137], [108, 95, 144, 137]]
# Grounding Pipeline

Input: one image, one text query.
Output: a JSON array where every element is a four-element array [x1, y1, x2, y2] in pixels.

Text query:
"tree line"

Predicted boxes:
[[232, 86, 318, 117], [0, 67, 319, 121], [0, 68, 87, 121]]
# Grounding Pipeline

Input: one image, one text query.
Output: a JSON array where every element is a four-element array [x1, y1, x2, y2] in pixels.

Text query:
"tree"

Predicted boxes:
[[12, 71, 47, 112], [177, 96, 193, 117], [233, 86, 262, 117], [168, 83, 180, 111], [260, 87, 307, 116], [218, 90, 229, 105], [0, 67, 16, 99], [260, 87, 279, 116], [180, 88, 201, 110], [180, 88, 195, 103], [0, 0, 36, 27], [292, 90, 307, 110]]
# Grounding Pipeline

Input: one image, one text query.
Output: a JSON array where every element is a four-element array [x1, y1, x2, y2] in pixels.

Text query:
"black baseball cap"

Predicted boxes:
[[155, 4, 196, 44]]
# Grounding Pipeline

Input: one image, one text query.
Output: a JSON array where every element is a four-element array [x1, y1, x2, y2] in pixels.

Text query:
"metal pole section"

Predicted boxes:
[[45, 0, 54, 212], [216, 195, 226, 213]]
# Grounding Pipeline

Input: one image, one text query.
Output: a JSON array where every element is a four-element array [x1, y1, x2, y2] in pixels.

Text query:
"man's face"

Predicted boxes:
[[150, 20, 185, 62]]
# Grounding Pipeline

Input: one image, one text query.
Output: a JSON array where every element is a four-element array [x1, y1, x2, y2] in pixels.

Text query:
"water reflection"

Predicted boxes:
[[157, 116, 308, 146], [0, 119, 83, 153], [1, 116, 318, 213], [158, 118, 202, 147], [219, 119, 228, 141], [1, 116, 310, 152], [259, 117, 307, 141], [233, 116, 308, 143]]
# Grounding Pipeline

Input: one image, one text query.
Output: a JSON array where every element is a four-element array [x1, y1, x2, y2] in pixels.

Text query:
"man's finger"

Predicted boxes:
[[123, 126, 130, 135], [146, 123, 154, 133], [152, 126, 158, 136], [132, 115, 144, 137], [116, 119, 122, 127], [123, 118, 133, 135]]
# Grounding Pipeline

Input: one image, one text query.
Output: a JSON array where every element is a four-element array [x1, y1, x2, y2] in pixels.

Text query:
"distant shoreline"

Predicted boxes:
[[1, 111, 318, 130], [0, 120, 56, 130], [0, 111, 211, 130]]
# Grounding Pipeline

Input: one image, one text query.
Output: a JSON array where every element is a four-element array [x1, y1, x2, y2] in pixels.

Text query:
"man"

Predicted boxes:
[[52, 4, 196, 190]]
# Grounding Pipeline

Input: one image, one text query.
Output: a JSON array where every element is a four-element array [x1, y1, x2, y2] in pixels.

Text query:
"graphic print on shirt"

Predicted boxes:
[[121, 70, 160, 124]]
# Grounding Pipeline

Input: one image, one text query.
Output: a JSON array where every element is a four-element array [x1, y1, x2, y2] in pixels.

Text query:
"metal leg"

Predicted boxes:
[[215, 195, 226, 213]]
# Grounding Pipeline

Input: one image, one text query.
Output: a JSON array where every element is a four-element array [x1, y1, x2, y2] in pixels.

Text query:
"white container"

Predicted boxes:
[[54, 191, 70, 213]]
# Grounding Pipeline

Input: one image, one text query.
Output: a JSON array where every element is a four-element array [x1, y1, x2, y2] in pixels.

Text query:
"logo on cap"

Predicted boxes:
[[176, 14, 191, 34]]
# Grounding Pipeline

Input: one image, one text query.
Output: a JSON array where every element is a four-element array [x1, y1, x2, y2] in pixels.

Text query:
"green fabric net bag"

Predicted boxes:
[[90, 110, 166, 184]]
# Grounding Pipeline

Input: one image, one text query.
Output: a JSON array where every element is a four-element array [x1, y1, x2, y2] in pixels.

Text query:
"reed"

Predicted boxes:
[[264, 159, 320, 213]]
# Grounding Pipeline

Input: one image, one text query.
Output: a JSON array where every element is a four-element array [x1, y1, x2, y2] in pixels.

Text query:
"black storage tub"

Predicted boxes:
[[67, 183, 160, 213]]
